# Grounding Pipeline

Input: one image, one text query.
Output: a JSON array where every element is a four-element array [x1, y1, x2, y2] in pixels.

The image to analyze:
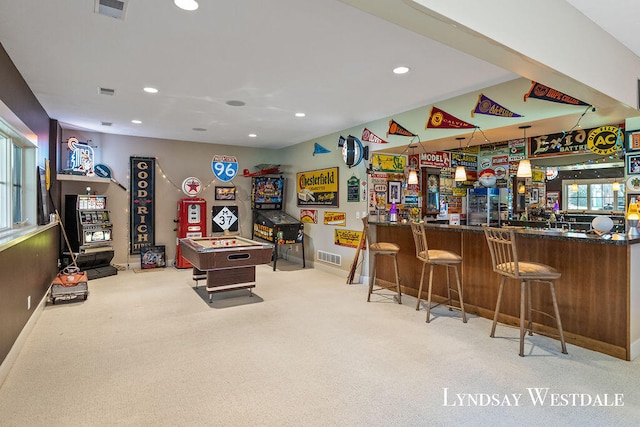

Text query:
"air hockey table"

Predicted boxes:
[[179, 236, 274, 300]]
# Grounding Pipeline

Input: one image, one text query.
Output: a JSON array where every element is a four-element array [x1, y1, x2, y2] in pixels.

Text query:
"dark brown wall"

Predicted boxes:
[[0, 227, 60, 363], [0, 41, 58, 365]]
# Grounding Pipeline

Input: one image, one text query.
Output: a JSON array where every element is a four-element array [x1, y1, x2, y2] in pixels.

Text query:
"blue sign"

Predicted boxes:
[[211, 155, 238, 182], [94, 164, 112, 178]]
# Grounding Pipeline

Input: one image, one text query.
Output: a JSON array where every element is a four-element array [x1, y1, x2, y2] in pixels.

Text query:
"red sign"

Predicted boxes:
[[420, 151, 451, 168]]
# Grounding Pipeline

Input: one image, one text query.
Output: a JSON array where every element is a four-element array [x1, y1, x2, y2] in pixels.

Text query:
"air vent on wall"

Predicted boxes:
[[99, 87, 115, 96], [317, 250, 341, 266], [95, 0, 128, 20]]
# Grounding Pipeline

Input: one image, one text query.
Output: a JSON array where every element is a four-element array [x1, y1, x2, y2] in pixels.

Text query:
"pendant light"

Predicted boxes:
[[612, 180, 621, 191], [516, 125, 532, 178], [407, 144, 419, 184], [454, 137, 467, 182]]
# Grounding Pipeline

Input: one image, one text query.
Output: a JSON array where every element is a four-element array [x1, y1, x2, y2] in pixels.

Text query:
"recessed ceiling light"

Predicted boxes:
[[143, 87, 158, 94], [393, 66, 410, 75], [226, 100, 246, 107], [248, 133, 257, 138], [131, 119, 142, 124], [174, 0, 198, 11], [295, 112, 306, 118]]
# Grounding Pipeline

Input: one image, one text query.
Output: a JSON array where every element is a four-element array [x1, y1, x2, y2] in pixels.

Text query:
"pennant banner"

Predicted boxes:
[[387, 119, 417, 137], [426, 106, 476, 129], [523, 81, 590, 106], [471, 93, 523, 118], [362, 127, 388, 144]]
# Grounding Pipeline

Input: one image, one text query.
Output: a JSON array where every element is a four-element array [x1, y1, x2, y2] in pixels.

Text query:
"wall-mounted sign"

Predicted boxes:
[[212, 205, 239, 232], [181, 176, 202, 196], [296, 167, 339, 207], [529, 128, 594, 158], [370, 153, 406, 173], [334, 229, 363, 248], [587, 126, 622, 155], [450, 152, 477, 170], [420, 151, 451, 168], [300, 209, 318, 224], [130, 157, 155, 254], [211, 154, 238, 182], [347, 176, 360, 202], [324, 211, 346, 226]]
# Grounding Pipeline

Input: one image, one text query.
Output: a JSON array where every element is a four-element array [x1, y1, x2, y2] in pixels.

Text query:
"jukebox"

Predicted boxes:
[[250, 176, 305, 270]]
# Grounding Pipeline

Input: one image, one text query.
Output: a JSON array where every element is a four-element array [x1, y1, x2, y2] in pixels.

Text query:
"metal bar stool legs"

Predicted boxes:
[[419, 261, 466, 323], [367, 251, 402, 304]]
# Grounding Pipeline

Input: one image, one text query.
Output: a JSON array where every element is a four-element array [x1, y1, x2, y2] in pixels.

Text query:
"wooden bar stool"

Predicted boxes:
[[484, 227, 568, 357], [410, 222, 466, 323], [362, 216, 401, 304]]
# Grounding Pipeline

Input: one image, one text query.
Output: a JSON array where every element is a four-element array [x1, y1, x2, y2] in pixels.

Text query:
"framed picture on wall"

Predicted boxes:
[[626, 130, 640, 151], [627, 154, 640, 175], [215, 186, 236, 200], [388, 181, 402, 204]]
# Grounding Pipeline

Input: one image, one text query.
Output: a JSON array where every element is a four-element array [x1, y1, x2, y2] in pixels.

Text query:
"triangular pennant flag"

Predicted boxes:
[[426, 106, 476, 129], [362, 128, 388, 144], [312, 143, 331, 155], [387, 119, 417, 137], [523, 81, 590, 106], [471, 93, 523, 118]]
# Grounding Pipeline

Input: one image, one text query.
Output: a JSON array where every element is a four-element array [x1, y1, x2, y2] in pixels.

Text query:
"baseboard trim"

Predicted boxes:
[[0, 287, 49, 388]]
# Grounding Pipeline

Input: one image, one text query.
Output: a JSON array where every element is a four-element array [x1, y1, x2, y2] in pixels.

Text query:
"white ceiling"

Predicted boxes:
[[0, 0, 638, 150]]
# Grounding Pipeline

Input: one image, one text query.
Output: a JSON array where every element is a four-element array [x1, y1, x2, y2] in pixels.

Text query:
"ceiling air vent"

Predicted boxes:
[[95, 0, 128, 20], [99, 87, 115, 96]]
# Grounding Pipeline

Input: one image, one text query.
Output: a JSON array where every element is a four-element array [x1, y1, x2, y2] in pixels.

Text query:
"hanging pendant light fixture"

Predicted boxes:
[[516, 125, 532, 178], [407, 144, 419, 184], [454, 137, 467, 182], [612, 180, 621, 191]]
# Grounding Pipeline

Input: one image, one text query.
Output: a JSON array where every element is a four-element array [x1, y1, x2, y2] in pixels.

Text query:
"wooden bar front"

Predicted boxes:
[[370, 223, 634, 360]]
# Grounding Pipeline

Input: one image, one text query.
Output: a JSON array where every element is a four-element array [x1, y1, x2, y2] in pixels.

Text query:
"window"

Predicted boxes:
[[0, 115, 37, 233], [563, 179, 625, 213]]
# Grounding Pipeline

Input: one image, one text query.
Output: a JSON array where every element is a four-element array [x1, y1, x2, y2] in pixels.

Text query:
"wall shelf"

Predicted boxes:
[[57, 174, 111, 184]]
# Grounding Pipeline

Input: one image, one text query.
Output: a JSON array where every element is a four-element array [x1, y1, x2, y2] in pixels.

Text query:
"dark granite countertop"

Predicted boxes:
[[369, 220, 640, 245]]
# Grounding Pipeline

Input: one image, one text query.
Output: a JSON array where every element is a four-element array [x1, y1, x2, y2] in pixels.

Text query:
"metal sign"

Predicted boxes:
[[211, 155, 238, 182]]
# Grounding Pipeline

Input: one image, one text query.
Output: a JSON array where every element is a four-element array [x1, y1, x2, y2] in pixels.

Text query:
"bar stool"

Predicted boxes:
[[410, 222, 466, 323], [362, 216, 401, 304], [483, 227, 568, 357]]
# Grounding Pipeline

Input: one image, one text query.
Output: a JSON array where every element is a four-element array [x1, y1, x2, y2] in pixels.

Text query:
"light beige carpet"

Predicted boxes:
[[0, 261, 638, 426]]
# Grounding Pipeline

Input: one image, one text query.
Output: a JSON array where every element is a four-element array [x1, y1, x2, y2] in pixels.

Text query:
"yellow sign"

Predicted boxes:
[[370, 153, 406, 173], [296, 167, 339, 207], [334, 229, 363, 248], [324, 211, 346, 226], [587, 126, 622, 155]]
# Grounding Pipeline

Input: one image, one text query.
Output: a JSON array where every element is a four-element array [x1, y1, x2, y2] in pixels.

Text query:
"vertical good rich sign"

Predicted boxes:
[[130, 157, 155, 254]]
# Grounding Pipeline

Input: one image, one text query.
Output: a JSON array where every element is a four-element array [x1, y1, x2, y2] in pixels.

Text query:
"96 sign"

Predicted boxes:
[[211, 155, 238, 182]]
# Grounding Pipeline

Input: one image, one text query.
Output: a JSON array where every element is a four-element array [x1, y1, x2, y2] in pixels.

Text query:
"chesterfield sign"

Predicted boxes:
[[130, 157, 155, 254]]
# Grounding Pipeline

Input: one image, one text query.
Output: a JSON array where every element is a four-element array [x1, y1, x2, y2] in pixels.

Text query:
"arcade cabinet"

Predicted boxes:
[[250, 176, 305, 271]]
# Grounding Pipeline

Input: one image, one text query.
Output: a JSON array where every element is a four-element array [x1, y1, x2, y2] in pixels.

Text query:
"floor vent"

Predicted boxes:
[[101, 121, 113, 126], [99, 87, 115, 96], [317, 250, 341, 266], [95, 0, 127, 20]]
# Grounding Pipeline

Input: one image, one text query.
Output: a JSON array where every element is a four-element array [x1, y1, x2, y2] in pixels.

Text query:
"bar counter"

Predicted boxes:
[[367, 221, 640, 360]]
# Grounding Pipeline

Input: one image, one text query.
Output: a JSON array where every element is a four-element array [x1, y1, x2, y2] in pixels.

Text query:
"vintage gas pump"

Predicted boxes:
[[175, 197, 207, 268]]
